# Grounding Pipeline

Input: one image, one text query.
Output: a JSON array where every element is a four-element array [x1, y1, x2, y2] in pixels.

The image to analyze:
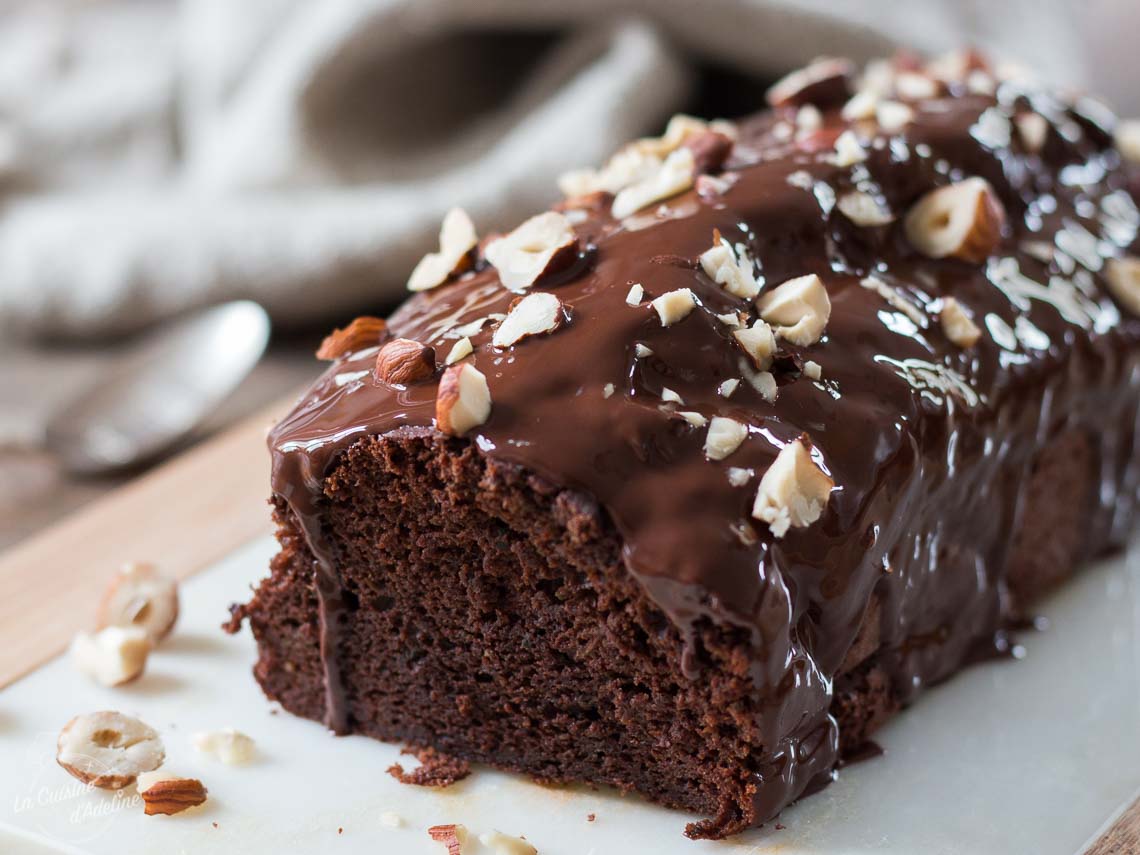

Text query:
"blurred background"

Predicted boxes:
[[2, 0, 1138, 549]]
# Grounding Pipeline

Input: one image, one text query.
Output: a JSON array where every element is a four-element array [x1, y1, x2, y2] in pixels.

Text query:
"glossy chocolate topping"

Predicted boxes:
[[268, 59, 1140, 828]]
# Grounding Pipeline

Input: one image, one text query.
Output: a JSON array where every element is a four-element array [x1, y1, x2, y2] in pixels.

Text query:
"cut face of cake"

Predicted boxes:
[[229, 50, 1140, 838]]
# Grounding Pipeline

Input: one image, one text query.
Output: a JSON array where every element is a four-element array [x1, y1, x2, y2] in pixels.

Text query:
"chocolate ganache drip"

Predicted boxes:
[[267, 53, 1140, 832]]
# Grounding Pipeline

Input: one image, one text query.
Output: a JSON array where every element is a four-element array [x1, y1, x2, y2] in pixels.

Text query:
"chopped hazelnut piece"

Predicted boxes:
[[841, 90, 878, 122], [407, 208, 478, 292], [894, 71, 938, 100], [739, 359, 778, 402], [716, 311, 744, 328], [651, 288, 696, 326], [479, 830, 538, 855], [679, 411, 708, 428], [445, 337, 474, 364], [966, 70, 996, 95], [429, 823, 468, 855], [752, 438, 834, 537], [492, 292, 565, 348], [603, 383, 616, 399], [795, 105, 823, 137], [137, 772, 208, 816], [904, 178, 1005, 263], [704, 416, 748, 460], [728, 467, 754, 487], [661, 387, 684, 405], [757, 274, 832, 346], [831, 129, 867, 166], [97, 561, 179, 643], [316, 316, 389, 361], [435, 364, 491, 436], [1015, 112, 1049, 153], [634, 343, 653, 358], [484, 212, 579, 292], [699, 229, 760, 299], [836, 191, 894, 226], [71, 626, 151, 687], [635, 114, 725, 158], [876, 100, 915, 132], [1116, 119, 1140, 163], [1105, 256, 1140, 316], [718, 378, 740, 397], [376, 338, 436, 385], [193, 728, 256, 765], [612, 147, 695, 218], [940, 298, 982, 347], [766, 57, 853, 108], [558, 147, 659, 198], [57, 711, 164, 789], [732, 320, 777, 370], [803, 360, 822, 380], [625, 283, 645, 306]]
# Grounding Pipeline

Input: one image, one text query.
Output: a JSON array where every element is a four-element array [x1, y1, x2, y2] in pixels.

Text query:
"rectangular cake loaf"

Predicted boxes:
[[229, 52, 1140, 838]]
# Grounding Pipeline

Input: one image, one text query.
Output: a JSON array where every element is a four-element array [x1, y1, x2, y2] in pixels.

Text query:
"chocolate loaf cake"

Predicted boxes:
[[230, 52, 1140, 838]]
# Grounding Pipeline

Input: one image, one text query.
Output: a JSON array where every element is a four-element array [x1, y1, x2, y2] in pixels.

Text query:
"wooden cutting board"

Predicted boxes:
[[0, 396, 293, 690], [0, 392, 1135, 854]]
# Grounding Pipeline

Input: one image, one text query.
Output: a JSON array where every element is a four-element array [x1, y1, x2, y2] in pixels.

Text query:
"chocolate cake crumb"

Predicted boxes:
[[387, 746, 471, 788]]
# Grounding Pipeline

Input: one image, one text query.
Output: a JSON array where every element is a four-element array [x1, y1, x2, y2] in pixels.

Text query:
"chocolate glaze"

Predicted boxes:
[[267, 67, 1140, 829]]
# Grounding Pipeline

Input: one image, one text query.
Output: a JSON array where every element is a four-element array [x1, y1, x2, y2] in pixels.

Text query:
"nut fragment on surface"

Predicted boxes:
[[718, 378, 740, 397], [445, 337, 473, 365], [375, 338, 436, 385], [428, 823, 468, 855], [661, 387, 684, 405], [841, 90, 878, 122], [435, 364, 491, 437], [611, 147, 695, 219], [940, 297, 982, 347], [407, 208, 478, 292], [71, 626, 151, 687], [484, 211, 579, 292], [894, 71, 938, 100], [836, 191, 894, 226], [1114, 119, 1140, 163], [1105, 256, 1140, 316], [903, 177, 1006, 263], [831, 130, 866, 166], [650, 288, 696, 326], [193, 728, 256, 765], [1014, 112, 1049, 153], [97, 561, 179, 643], [732, 320, 777, 370], [752, 438, 834, 538], [766, 56, 853, 108], [875, 100, 914, 132], [803, 360, 822, 381], [492, 292, 565, 348], [137, 771, 208, 816], [625, 283, 644, 306], [699, 230, 760, 298], [757, 274, 832, 346], [479, 830, 538, 855], [704, 417, 748, 460], [559, 114, 719, 198], [316, 316, 389, 361], [57, 711, 164, 789]]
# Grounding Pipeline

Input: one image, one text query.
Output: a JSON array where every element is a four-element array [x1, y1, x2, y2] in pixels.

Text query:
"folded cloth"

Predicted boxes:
[[0, 0, 1134, 339]]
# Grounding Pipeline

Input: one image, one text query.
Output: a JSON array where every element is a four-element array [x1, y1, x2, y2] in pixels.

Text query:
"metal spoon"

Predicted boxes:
[[44, 301, 271, 475]]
